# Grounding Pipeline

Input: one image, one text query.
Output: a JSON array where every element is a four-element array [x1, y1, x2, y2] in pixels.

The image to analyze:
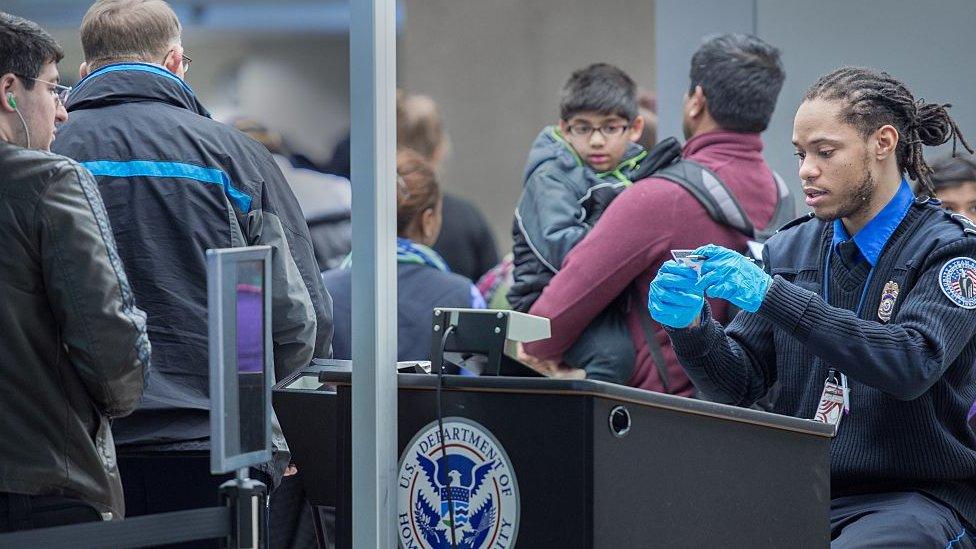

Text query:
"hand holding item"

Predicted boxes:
[[693, 244, 771, 313], [516, 341, 560, 376], [647, 260, 704, 328], [516, 342, 586, 379]]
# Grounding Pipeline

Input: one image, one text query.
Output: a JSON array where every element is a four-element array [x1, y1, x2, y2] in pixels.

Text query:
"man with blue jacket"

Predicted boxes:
[[53, 0, 332, 521]]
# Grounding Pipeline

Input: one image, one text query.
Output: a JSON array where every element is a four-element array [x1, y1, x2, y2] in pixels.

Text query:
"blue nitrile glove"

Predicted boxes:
[[693, 244, 771, 313], [647, 260, 704, 328]]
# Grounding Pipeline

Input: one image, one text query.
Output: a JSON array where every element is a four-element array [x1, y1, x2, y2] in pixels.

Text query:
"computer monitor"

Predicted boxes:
[[207, 246, 273, 474]]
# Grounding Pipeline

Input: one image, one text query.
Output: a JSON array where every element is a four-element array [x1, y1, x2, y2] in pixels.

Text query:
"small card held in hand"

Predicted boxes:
[[671, 249, 704, 273]]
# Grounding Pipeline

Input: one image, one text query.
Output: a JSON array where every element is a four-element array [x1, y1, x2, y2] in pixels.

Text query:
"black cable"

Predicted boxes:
[[436, 323, 458, 549]]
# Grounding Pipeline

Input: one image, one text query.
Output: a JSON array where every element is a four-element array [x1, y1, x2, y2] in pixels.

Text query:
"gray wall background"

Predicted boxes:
[[401, 0, 656, 253], [657, 0, 976, 213]]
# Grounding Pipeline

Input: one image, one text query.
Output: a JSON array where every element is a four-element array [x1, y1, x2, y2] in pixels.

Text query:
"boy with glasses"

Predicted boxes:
[[521, 35, 785, 395], [510, 63, 649, 383]]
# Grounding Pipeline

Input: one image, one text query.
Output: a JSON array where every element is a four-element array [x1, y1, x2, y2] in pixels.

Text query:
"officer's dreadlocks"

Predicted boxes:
[[804, 67, 974, 194]]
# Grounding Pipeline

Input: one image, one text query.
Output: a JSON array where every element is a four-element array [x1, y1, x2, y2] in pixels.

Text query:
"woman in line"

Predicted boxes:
[[323, 150, 485, 361]]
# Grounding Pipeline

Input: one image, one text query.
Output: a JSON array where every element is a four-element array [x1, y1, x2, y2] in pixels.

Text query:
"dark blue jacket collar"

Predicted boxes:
[[832, 179, 914, 266], [66, 62, 210, 118]]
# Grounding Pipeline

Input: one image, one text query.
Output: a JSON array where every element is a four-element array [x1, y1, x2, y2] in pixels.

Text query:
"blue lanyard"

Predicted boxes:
[[821, 245, 870, 414]]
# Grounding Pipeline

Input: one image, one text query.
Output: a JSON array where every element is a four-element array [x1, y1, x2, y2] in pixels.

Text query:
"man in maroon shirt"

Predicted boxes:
[[521, 34, 786, 395]]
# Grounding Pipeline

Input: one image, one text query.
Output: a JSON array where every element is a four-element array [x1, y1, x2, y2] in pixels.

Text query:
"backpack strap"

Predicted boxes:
[[754, 171, 796, 239], [654, 159, 796, 241], [628, 137, 683, 182], [654, 159, 755, 237], [632, 287, 671, 393]]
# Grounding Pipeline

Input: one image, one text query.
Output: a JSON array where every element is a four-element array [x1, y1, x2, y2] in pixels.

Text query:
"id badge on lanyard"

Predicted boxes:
[[814, 368, 850, 428], [813, 249, 862, 429]]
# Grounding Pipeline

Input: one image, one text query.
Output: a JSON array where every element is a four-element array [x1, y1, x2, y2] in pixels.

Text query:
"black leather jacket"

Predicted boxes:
[[0, 141, 150, 518]]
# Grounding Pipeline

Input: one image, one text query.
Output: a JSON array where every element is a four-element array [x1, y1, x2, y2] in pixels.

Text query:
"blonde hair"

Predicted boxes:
[[396, 90, 446, 162], [81, 0, 181, 70]]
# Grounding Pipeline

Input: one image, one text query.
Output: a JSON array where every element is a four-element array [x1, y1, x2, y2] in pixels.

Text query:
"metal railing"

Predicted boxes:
[[0, 476, 266, 549]]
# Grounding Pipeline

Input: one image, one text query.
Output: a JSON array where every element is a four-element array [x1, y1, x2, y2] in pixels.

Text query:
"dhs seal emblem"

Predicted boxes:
[[939, 257, 976, 309], [398, 418, 520, 549]]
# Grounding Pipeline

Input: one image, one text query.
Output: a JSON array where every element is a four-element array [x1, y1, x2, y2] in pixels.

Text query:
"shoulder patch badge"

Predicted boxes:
[[939, 257, 976, 309], [877, 281, 899, 322]]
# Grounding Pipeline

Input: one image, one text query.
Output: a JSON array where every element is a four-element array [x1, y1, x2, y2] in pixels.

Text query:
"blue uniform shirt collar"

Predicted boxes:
[[832, 179, 914, 266]]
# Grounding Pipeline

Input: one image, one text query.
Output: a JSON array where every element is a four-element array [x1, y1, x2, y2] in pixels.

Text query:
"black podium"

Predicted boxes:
[[274, 359, 833, 548]]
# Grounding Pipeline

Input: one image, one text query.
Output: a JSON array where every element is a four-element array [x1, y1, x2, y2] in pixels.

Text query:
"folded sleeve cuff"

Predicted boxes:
[[665, 301, 722, 359], [755, 275, 816, 337]]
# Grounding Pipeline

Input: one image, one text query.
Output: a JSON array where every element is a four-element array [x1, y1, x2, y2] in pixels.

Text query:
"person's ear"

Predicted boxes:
[[627, 115, 645, 143], [420, 207, 437, 241], [0, 74, 17, 113], [161, 45, 184, 78], [558, 119, 570, 134], [687, 85, 707, 119], [874, 124, 899, 162], [79, 62, 89, 79]]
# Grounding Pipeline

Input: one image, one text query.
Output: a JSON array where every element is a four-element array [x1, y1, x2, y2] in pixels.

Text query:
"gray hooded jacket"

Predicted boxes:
[[508, 126, 646, 312]]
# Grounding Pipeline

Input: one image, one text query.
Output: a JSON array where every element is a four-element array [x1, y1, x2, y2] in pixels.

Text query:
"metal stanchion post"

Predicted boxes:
[[220, 468, 267, 549]]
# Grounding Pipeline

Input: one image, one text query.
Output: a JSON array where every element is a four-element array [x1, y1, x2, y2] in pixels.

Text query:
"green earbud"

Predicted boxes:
[[6, 93, 16, 109]]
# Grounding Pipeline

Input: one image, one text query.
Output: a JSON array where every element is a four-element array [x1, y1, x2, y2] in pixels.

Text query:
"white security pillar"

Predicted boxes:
[[350, 0, 398, 545]]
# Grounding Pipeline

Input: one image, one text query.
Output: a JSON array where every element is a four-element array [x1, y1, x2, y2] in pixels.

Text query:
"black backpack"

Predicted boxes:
[[629, 137, 796, 392]]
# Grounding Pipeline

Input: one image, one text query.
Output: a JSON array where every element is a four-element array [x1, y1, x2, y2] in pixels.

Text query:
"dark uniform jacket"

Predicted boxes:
[[0, 141, 150, 517], [52, 63, 332, 457], [668, 186, 976, 527]]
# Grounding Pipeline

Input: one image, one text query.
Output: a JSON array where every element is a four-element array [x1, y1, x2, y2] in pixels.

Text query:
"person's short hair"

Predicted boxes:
[[81, 0, 181, 70], [397, 90, 445, 161], [689, 33, 784, 133], [560, 63, 638, 121], [0, 12, 63, 90], [396, 149, 441, 236], [931, 153, 976, 191]]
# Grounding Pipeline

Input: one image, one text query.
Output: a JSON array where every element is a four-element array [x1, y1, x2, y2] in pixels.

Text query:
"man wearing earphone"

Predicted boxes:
[[0, 12, 151, 530], [51, 0, 333, 531]]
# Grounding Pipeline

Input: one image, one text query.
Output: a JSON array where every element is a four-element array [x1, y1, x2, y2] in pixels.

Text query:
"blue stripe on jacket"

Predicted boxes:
[[81, 160, 253, 213], [74, 62, 196, 96]]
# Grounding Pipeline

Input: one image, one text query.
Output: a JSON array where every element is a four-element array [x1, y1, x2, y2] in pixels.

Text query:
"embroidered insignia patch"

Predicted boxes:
[[877, 281, 899, 322], [939, 257, 976, 309]]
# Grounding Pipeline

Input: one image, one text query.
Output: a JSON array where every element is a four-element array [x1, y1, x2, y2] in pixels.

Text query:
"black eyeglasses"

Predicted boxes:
[[163, 49, 192, 72], [15, 74, 71, 105], [564, 123, 631, 138]]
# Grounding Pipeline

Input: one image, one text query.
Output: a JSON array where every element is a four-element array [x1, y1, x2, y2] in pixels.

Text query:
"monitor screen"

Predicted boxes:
[[235, 259, 265, 455], [208, 246, 273, 474]]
